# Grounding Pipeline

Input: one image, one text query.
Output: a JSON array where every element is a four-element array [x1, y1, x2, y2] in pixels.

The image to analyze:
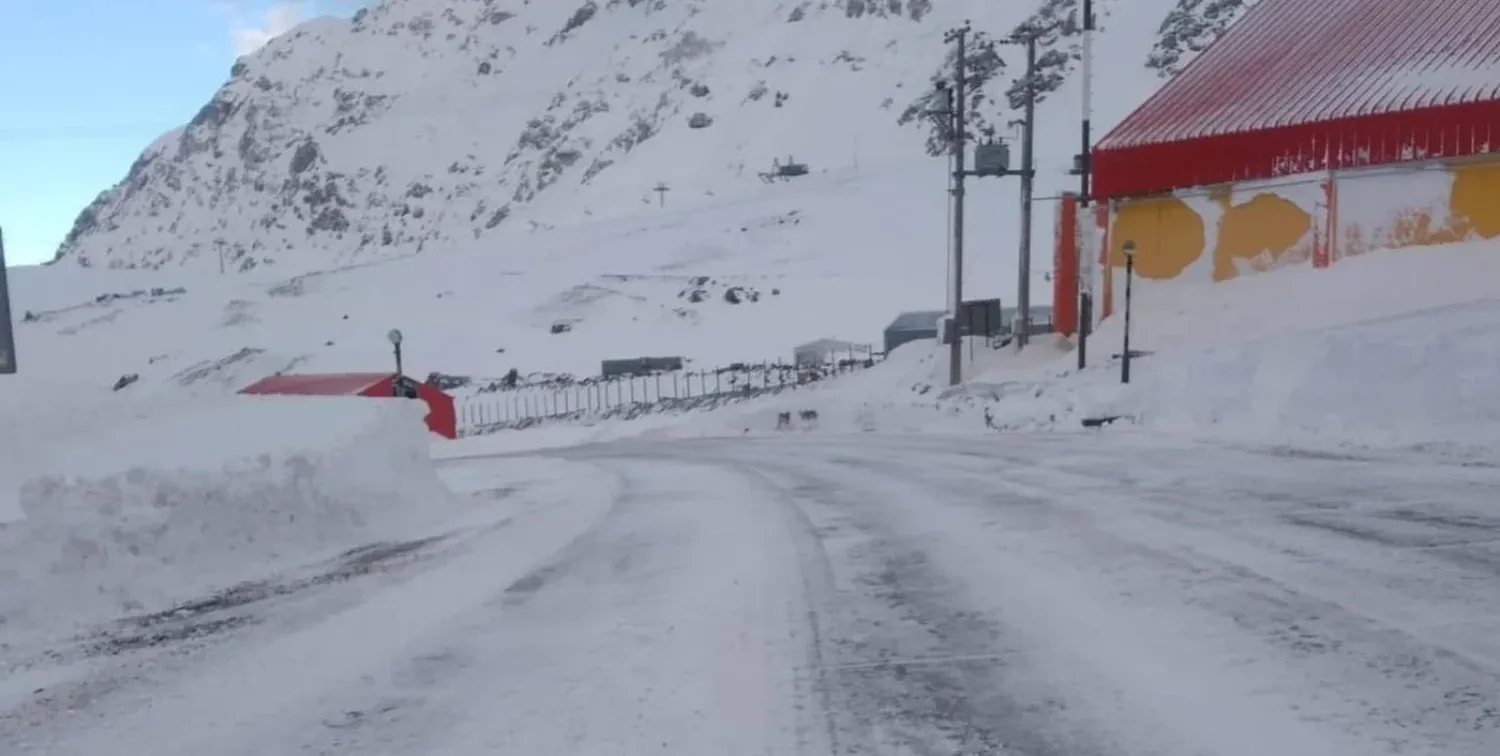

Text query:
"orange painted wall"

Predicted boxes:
[[1096, 154, 1500, 304], [1451, 160, 1500, 240], [1107, 196, 1205, 280], [1107, 189, 1317, 284]]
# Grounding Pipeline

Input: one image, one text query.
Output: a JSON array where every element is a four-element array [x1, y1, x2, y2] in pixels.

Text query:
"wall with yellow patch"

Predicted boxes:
[[1099, 155, 1500, 294]]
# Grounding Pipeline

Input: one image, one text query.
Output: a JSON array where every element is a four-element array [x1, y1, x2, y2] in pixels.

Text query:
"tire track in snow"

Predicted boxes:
[[258, 455, 832, 755], [723, 451, 1132, 756], [802, 439, 1500, 755]]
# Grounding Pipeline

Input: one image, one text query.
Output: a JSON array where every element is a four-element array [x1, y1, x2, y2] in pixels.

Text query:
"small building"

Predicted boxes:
[[883, 310, 947, 353], [600, 356, 683, 378], [793, 338, 866, 367], [238, 372, 457, 439]]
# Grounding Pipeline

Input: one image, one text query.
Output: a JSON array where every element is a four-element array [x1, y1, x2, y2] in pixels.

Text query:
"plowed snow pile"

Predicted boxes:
[[0, 396, 456, 644]]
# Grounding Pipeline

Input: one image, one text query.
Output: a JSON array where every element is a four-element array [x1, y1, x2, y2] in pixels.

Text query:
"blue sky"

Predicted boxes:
[[0, 1, 359, 266]]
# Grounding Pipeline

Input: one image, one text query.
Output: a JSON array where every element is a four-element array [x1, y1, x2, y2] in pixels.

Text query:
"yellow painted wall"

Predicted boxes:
[[1447, 160, 1500, 240], [1103, 153, 1500, 293], [1109, 189, 1314, 283], [1108, 196, 1204, 280], [1335, 159, 1500, 259], [1212, 192, 1313, 281]]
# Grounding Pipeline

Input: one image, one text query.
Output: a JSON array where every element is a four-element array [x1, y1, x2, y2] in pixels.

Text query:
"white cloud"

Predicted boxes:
[[232, 2, 309, 57]]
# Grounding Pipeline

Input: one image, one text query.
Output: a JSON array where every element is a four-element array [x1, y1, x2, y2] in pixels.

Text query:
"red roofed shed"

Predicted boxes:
[[238, 372, 457, 439], [1093, 0, 1500, 200]]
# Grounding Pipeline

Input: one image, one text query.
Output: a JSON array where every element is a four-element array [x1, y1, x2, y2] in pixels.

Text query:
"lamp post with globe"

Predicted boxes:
[[387, 328, 404, 396]]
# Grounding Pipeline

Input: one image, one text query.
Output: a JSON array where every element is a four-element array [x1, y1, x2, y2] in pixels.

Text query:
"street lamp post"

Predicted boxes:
[[387, 328, 404, 396], [1074, 0, 1097, 371], [1121, 240, 1135, 384]]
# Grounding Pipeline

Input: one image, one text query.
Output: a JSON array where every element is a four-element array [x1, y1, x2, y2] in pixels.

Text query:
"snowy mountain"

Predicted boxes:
[[52, 0, 1248, 272], [0, 0, 1270, 438]]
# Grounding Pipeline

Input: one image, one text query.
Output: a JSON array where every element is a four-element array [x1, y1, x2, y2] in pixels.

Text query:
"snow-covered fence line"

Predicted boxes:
[[455, 355, 883, 436]]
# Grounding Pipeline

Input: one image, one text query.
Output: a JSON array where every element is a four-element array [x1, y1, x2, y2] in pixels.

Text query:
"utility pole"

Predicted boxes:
[[653, 182, 670, 207], [1015, 30, 1038, 350], [945, 22, 970, 387], [1072, 0, 1097, 370], [1121, 241, 1136, 384], [0, 226, 16, 375], [927, 21, 1039, 381]]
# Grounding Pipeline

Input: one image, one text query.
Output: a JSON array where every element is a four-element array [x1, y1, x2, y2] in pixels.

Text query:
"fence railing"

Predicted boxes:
[[455, 356, 882, 436]]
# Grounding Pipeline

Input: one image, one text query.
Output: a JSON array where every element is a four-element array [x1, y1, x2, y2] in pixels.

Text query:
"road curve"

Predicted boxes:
[[4, 433, 1499, 755], [565, 433, 1500, 756]]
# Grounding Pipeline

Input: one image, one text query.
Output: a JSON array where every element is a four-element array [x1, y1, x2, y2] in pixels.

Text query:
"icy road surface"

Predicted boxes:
[[5, 434, 1500, 755]]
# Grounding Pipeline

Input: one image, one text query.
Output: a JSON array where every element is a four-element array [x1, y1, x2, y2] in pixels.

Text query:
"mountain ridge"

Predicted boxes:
[[54, 0, 1255, 272]]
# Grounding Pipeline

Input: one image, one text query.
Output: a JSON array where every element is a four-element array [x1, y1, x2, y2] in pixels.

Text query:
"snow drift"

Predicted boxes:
[[1061, 298, 1500, 452], [966, 240, 1500, 452], [0, 396, 457, 644]]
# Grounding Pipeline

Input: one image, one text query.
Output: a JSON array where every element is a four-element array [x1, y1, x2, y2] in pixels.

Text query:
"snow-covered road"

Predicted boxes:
[[5, 434, 1500, 755]]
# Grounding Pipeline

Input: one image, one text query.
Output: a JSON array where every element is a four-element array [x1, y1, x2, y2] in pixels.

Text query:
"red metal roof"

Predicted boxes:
[[1094, 0, 1500, 199], [239, 372, 391, 396]]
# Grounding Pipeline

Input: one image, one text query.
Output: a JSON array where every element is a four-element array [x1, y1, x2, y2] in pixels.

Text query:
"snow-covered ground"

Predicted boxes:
[[437, 237, 1500, 461], [6, 433, 1499, 755], [9, 218, 1500, 756], [5, 0, 1500, 751], [0, 397, 466, 649]]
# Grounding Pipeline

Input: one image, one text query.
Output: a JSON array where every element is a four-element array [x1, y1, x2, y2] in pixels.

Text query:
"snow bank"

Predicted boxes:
[[1035, 299, 1500, 451], [0, 396, 458, 643], [965, 242, 1500, 452], [653, 240, 1500, 452]]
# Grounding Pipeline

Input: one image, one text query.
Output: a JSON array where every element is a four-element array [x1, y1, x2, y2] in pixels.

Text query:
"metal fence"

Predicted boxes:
[[456, 356, 881, 436]]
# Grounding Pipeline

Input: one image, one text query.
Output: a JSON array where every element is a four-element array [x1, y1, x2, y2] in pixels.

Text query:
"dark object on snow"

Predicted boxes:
[[1081, 415, 1124, 429], [799, 409, 819, 423], [758, 155, 809, 183], [688, 112, 713, 128], [983, 406, 995, 429], [550, 322, 572, 334], [425, 372, 472, 391], [502, 368, 520, 389], [112, 373, 139, 392], [776, 411, 792, 430], [883, 309, 947, 353], [0, 228, 15, 374], [601, 356, 683, 378]]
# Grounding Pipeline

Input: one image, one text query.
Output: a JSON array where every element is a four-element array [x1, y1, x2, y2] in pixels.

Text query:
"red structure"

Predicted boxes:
[[1093, 0, 1500, 200], [1051, 192, 1079, 335], [238, 372, 458, 440]]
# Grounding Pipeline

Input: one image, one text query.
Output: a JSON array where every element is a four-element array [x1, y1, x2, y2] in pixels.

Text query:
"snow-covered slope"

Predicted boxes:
[[52, 0, 1249, 272], [3, 0, 1270, 448]]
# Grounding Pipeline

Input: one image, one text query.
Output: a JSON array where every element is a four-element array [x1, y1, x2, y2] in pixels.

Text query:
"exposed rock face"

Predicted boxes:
[[55, 0, 1210, 271]]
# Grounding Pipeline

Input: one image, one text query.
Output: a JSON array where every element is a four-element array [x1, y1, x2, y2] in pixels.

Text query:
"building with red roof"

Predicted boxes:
[[239, 372, 458, 439], [1094, 0, 1500, 199], [1054, 0, 1500, 334]]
